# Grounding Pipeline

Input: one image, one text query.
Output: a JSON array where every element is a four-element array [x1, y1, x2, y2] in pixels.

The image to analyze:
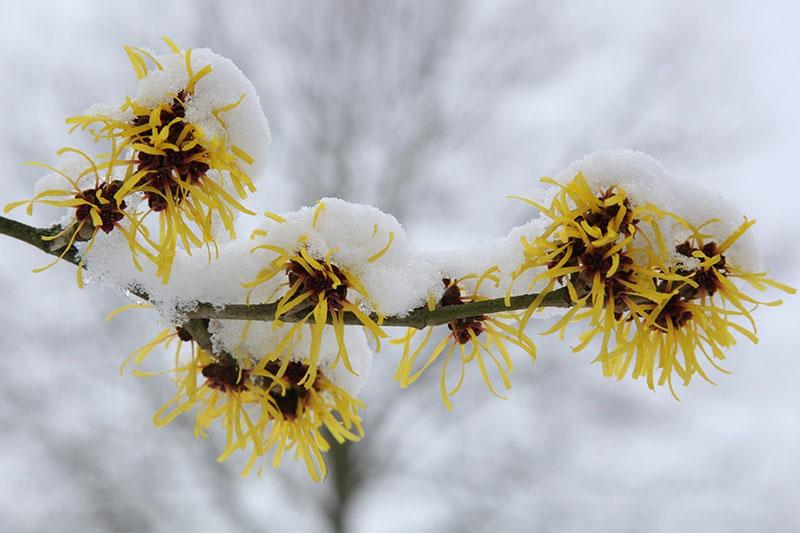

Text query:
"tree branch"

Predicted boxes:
[[1, 215, 571, 330], [0, 214, 81, 266], [185, 289, 571, 330]]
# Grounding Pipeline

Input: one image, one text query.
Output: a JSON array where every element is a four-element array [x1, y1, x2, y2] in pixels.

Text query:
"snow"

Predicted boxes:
[[424, 218, 550, 299], [84, 197, 442, 323], [81, 102, 133, 124], [84, 233, 259, 324], [133, 46, 271, 183], [535, 149, 760, 272], [251, 198, 442, 316], [549, 149, 681, 216], [29, 152, 130, 227], [30, 155, 91, 227]]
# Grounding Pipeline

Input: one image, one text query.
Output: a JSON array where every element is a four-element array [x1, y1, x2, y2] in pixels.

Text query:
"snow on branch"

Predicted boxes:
[[1, 37, 794, 482]]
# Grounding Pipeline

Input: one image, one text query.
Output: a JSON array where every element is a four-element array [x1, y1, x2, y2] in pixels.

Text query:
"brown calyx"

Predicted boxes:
[[546, 189, 638, 291], [261, 361, 314, 420], [652, 295, 693, 330], [675, 240, 726, 298], [579, 189, 637, 236], [202, 356, 250, 393], [74, 180, 127, 234], [286, 259, 349, 312], [175, 326, 193, 342], [440, 279, 487, 345], [132, 91, 210, 212]]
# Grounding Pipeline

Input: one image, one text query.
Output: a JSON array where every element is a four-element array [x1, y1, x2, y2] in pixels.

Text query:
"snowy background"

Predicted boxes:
[[1, 1, 799, 532]]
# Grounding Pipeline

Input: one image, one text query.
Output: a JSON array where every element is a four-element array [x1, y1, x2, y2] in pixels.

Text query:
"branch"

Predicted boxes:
[[1, 215, 571, 330], [0, 214, 81, 266], [185, 289, 571, 330], [182, 319, 215, 352]]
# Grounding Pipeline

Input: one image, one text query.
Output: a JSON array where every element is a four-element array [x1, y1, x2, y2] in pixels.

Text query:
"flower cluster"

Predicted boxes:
[[241, 198, 432, 395], [511, 155, 795, 395], [98, 149, 793, 480], [5, 37, 270, 285], [597, 216, 795, 392], [245, 230, 385, 388], [126, 322, 368, 482]]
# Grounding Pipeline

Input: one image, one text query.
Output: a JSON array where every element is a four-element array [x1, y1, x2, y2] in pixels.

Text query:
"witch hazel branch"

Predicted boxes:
[[1, 38, 793, 481]]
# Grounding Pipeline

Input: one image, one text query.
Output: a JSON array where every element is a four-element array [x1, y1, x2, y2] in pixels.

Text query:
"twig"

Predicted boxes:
[[185, 289, 571, 330], [0, 215, 81, 266]]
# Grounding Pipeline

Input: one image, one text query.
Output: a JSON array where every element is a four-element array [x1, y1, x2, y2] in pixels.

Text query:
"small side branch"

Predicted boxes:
[[182, 319, 216, 352]]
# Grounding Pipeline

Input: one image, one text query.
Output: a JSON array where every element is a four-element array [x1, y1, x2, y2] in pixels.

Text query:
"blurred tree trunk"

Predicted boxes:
[[327, 441, 353, 533]]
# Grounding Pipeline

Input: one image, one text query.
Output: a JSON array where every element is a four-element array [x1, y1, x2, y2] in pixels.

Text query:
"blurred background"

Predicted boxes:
[[1, 1, 799, 532]]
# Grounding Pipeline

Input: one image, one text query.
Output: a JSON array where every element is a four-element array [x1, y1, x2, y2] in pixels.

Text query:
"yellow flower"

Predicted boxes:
[[515, 172, 795, 395], [598, 217, 796, 394], [514, 172, 677, 335], [119, 324, 194, 372], [66, 37, 268, 283], [3, 149, 153, 287], [125, 324, 365, 482], [133, 340, 265, 462], [394, 271, 537, 409], [242, 360, 364, 482], [246, 231, 386, 389]]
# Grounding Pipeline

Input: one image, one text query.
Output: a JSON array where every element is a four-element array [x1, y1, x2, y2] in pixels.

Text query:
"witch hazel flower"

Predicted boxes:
[[137, 341, 271, 469], [391, 231, 546, 409], [602, 212, 795, 393], [514, 150, 795, 395], [124, 317, 371, 482], [66, 37, 271, 283], [212, 320, 371, 481], [393, 269, 537, 410], [244, 198, 435, 388], [512, 169, 675, 329], [4, 150, 153, 286]]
